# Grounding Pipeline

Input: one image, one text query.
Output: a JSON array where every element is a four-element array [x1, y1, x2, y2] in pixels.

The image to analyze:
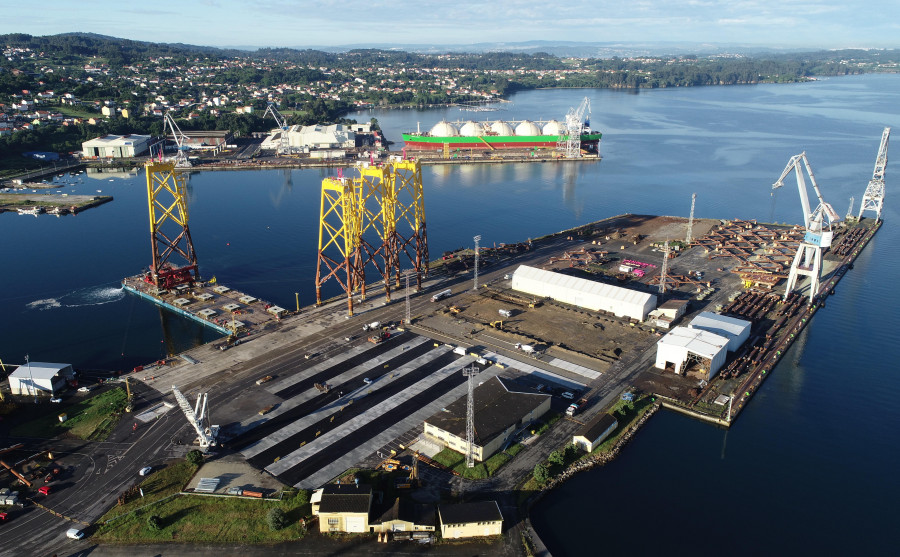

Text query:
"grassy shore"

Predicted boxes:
[[11, 387, 127, 440]]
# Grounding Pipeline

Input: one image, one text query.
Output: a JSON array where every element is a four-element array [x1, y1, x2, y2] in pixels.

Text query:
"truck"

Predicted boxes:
[[362, 321, 381, 332], [369, 330, 390, 344], [566, 397, 589, 416], [431, 289, 451, 302], [514, 343, 535, 354], [498, 309, 513, 318]]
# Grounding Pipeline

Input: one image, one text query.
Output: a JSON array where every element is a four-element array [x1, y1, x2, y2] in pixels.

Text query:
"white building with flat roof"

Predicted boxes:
[[655, 327, 728, 381], [8, 362, 75, 395], [82, 134, 152, 158], [689, 312, 751, 351], [511, 265, 656, 321]]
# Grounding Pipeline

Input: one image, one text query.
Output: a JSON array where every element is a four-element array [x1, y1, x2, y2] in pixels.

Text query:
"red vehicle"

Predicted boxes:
[[38, 485, 50, 495], [0, 512, 8, 521]]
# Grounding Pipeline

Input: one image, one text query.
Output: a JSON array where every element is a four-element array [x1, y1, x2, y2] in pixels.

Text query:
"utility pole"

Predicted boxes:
[[473, 235, 481, 290], [686, 193, 696, 245], [462, 364, 481, 468]]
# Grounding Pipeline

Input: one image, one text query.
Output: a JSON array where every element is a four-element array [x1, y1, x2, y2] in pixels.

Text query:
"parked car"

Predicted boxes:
[[77, 386, 91, 393], [561, 391, 575, 400], [66, 528, 84, 539], [38, 485, 51, 495], [363, 378, 372, 385], [139, 466, 153, 476], [50, 397, 62, 403], [0, 512, 8, 522]]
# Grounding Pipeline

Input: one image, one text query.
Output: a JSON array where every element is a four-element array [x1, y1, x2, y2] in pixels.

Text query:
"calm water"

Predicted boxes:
[[2, 75, 898, 553]]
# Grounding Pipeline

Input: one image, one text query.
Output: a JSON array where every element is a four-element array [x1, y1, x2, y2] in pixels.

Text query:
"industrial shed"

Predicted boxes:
[[573, 413, 618, 452], [510, 265, 656, 321], [312, 483, 372, 533], [689, 312, 751, 351], [439, 501, 503, 539], [655, 327, 729, 381], [7, 362, 75, 395], [81, 134, 151, 158], [424, 376, 550, 462]]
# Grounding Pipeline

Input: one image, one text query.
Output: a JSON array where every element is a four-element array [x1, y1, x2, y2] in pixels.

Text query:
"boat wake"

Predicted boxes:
[[26, 286, 125, 311]]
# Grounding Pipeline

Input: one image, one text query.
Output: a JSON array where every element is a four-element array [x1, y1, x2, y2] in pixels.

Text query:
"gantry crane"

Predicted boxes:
[[773, 152, 840, 304], [172, 385, 218, 452], [557, 97, 591, 159], [163, 111, 192, 168], [858, 127, 891, 222], [264, 102, 290, 155]]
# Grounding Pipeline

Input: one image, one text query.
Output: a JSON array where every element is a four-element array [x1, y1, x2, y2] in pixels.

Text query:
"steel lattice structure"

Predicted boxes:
[[858, 127, 891, 222], [145, 161, 199, 290], [462, 364, 480, 468], [316, 160, 429, 315]]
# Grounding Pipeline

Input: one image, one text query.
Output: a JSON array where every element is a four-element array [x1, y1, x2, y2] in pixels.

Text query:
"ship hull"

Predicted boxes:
[[401, 133, 601, 151]]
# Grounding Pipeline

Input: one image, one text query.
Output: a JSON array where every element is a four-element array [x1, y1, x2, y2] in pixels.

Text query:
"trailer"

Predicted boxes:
[[431, 289, 452, 302]]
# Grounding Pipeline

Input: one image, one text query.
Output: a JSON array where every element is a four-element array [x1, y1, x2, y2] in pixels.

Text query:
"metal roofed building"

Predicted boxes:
[[510, 264, 657, 321], [689, 311, 751, 351], [370, 498, 436, 534], [424, 376, 550, 462], [312, 483, 372, 533], [81, 134, 152, 158], [8, 362, 75, 395], [648, 298, 690, 329], [655, 326, 729, 381], [573, 413, 618, 452], [438, 500, 503, 539]]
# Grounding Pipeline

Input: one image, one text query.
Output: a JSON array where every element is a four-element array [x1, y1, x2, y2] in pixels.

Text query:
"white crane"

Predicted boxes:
[[164, 111, 192, 168], [557, 97, 591, 159], [858, 127, 891, 222], [264, 102, 290, 156], [172, 385, 218, 451], [773, 152, 840, 304]]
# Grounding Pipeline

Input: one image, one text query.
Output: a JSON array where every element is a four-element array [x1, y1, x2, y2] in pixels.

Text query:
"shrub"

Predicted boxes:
[[533, 463, 549, 485], [267, 507, 289, 531], [186, 450, 204, 467], [147, 515, 162, 531]]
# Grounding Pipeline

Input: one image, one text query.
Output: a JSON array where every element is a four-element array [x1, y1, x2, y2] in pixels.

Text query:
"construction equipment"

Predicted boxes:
[[368, 329, 391, 344], [163, 111, 191, 168], [858, 127, 891, 222], [0, 459, 31, 487], [378, 458, 401, 471], [264, 102, 291, 156], [488, 320, 503, 330], [172, 386, 218, 452], [557, 97, 591, 159], [773, 152, 840, 304], [448, 305, 462, 315]]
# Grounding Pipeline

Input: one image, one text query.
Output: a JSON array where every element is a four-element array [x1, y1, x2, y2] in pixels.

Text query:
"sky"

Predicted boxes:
[[1, 0, 897, 50]]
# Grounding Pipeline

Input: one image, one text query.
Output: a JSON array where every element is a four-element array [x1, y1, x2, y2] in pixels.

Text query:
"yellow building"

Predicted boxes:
[[311, 483, 372, 533], [438, 501, 503, 539], [424, 376, 550, 462], [369, 498, 435, 535], [573, 413, 618, 452]]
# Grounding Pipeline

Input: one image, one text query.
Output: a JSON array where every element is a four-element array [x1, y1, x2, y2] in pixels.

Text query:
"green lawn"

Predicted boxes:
[[11, 388, 127, 440], [94, 461, 312, 543], [432, 444, 522, 480]]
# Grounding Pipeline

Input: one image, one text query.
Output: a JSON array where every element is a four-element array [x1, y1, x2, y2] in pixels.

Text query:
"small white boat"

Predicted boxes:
[[17, 206, 43, 216]]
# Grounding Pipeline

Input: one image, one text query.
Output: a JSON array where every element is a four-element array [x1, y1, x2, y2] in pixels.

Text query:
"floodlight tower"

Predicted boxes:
[[658, 241, 670, 296], [773, 152, 840, 304], [472, 235, 482, 290], [858, 127, 891, 222], [462, 364, 481, 468], [686, 193, 697, 245]]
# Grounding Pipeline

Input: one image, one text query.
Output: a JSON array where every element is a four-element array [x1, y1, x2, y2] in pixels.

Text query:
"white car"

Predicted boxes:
[[66, 528, 84, 539], [363, 378, 372, 385], [139, 466, 153, 476], [77, 386, 91, 393], [50, 397, 62, 403], [561, 391, 575, 400]]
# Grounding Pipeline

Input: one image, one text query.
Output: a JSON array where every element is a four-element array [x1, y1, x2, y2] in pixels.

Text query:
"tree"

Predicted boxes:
[[533, 463, 549, 485], [147, 515, 162, 530], [267, 507, 289, 531], [548, 450, 565, 467], [186, 450, 204, 467]]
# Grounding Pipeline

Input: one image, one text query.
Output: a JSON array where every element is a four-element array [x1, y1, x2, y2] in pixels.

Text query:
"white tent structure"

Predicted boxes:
[[655, 327, 728, 381], [8, 362, 75, 395], [689, 312, 751, 352], [510, 265, 656, 321]]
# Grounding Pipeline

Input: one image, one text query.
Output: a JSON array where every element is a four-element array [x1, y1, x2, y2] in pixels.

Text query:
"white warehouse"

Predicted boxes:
[[655, 327, 729, 381], [7, 362, 75, 395], [510, 265, 656, 321], [689, 312, 751, 351]]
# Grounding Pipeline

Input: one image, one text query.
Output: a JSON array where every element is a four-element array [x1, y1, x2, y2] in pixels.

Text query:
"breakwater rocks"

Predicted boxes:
[[531, 402, 661, 505]]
